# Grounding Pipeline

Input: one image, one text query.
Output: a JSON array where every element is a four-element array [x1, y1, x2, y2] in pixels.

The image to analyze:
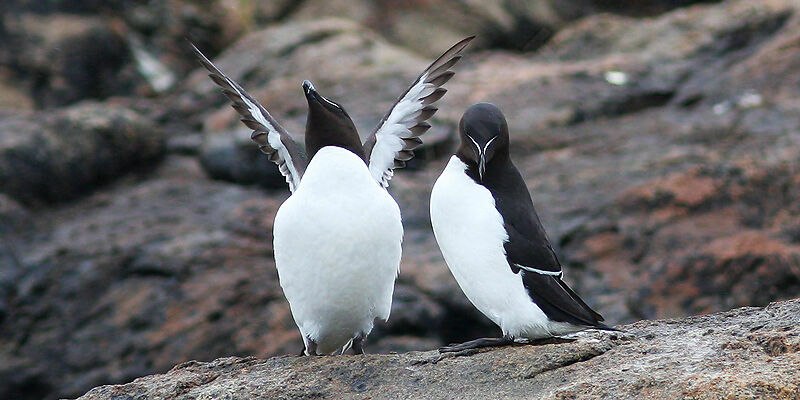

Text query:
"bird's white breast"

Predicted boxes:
[[430, 156, 556, 338], [273, 146, 403, 354]]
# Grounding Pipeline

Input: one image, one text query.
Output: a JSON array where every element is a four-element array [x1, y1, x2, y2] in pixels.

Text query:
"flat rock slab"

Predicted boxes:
[[79, 298, 800, 400]]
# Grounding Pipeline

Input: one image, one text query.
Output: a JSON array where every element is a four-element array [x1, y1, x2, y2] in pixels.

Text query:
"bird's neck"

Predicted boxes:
[[305, 128, 365, 162], [457, 151, 513, 185]]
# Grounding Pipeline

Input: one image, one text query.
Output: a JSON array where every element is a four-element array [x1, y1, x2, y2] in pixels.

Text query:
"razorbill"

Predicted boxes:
[[430, 103, 613, 352], [191, 36, 474, 355]]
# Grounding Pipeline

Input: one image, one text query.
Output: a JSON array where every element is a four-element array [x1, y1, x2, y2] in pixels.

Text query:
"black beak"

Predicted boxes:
[[303, 80, 343, 113], [303, 80, 316, 96]]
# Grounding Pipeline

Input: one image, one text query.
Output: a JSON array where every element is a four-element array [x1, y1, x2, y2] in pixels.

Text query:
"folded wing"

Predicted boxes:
[[364, 36, 475, 188], [520, 271, 606, 327], [503, 203, 606, 328], [191, 44, 307, 192]]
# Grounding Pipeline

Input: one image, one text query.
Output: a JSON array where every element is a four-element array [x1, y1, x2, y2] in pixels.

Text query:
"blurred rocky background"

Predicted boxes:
[[1, 0, 799, 399]]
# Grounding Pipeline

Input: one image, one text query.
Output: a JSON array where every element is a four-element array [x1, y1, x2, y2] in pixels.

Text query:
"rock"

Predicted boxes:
[[0, 69, 33, 111], [78, 299, 800, 400], [0, 175, 299, 400], [0, 194, 27, 329], [0, 14, 142, 108], [0, 102, 164, 204], [0, 193, 29, 230], [0, 0, 726, 112], [284, 0, 723, 55], [591, 0, 724, 16], [570, 163, 800, 320], [198, 130, 288, 189], [0, 0, 251, 108]]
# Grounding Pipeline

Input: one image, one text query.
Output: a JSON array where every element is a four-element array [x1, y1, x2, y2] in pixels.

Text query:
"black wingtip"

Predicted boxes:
[[451, 35, 476, 53], [188, 41, 215, 69], [455, 35, 477, 49], [187, 39, 203, 58]]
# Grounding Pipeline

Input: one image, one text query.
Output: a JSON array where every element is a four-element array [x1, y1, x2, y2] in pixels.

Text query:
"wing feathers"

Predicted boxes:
[[402, 137, 423, 149], [421, 88, 447, 105], [521, 272, 605, 327], [409, 122, 431, 136], [365, 36, 475, 188], [428, 56, 462, 78], [427, 71, 455, 87], [418, 105, 438, 121], [191, 43, 306, 192]]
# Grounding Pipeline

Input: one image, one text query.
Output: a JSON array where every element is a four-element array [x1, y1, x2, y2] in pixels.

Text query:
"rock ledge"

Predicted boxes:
[[79, 299, 800, 400]]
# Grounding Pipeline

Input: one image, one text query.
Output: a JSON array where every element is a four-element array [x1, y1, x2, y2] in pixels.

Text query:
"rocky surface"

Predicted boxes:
[[79, 299, 800, 400], [2, 0, 800, 399], [0, 102, 164, 204]]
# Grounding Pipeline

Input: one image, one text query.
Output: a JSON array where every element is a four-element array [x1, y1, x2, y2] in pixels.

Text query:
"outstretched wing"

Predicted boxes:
[[191, 43, 307, 192], [364, 36, 475, 188]]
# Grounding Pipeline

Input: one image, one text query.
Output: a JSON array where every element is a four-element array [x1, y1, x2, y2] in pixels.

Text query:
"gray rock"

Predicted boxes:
[[284, 0, 720, 55], [0, 102, 164, 203], [77, 299, 800, 400], [0, 14, 141, 108], [198, 130, 288, 189], [0, 176, 296, 400]]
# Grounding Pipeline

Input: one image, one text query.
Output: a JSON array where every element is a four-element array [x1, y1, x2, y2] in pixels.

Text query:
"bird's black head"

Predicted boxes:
[[303, 80, 365, 161], [456, 102, 510, 181]]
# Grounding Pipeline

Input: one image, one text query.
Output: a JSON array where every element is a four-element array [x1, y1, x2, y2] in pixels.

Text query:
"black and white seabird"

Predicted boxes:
[[430, 103, 613, 352], [191, 36, 474, 355]]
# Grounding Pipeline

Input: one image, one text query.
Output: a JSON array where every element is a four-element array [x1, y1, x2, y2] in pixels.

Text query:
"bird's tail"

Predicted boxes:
[[593, 323, 621, 332]]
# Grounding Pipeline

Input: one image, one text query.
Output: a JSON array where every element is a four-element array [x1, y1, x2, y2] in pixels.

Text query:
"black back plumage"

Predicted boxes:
[[457, 103, 608, 328]]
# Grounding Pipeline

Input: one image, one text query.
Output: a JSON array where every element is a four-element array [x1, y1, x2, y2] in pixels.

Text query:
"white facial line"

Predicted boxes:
[[483, 136, 497, 154], [515, 264, 563, 276], [319, 94, 341, 110], [466, 135, 481, 154]]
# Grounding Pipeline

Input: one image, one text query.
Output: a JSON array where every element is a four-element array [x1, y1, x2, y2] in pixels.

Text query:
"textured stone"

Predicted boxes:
[[0, 102, 164, 204], [78, 299, 800, 400], [0, 175, 295, 400]]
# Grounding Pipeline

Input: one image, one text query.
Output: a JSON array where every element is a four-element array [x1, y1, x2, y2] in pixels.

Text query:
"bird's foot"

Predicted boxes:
[[299, 336, 318, 356], [521, 336, 576, 346], [439, 335, 514, 353], [351, 334, 366, 355]]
